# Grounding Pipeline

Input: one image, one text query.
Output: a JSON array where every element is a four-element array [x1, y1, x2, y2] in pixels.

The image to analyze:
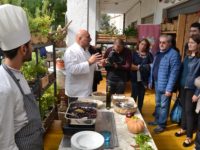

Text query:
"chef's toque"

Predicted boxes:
[[0, 4, 31, 51]]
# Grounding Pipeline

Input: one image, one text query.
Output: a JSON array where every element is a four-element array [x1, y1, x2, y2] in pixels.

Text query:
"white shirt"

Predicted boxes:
[[64, 43, 96, 97], [0, 66, 29, 150]]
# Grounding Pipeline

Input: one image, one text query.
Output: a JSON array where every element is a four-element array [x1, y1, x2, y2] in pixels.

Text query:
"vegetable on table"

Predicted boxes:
[[131, 133, 154, 150]]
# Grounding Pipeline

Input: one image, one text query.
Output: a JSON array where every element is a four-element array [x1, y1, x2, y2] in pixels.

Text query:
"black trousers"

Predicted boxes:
[[180, 87, 197, 138], [107, 80, 126, 95], [195, 114, 200, 149], [131, 82, 145, 112]]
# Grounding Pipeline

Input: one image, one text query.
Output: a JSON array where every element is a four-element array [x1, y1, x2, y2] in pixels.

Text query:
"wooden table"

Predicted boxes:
[[59, 98, 158, 150]]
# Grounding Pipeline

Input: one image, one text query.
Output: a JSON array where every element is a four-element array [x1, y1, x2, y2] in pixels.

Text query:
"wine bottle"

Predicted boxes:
[[106, 85, 111, 109]]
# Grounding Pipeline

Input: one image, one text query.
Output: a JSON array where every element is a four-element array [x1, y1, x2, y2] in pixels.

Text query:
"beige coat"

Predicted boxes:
[[194, 77, 200, 114]]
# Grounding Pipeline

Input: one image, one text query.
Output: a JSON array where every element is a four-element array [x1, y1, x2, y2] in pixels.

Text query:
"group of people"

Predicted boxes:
[[64, 22, 200, 149], [140, 23, 200, 149], [0, 3, 200, 150]]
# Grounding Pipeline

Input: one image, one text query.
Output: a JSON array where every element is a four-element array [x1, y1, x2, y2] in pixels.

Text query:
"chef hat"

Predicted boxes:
[[0, 4, 31, 51]]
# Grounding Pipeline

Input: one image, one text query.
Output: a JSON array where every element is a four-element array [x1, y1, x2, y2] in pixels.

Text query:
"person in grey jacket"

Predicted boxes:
[[194, 76, 200, 150], [175, 35, 200, 147]]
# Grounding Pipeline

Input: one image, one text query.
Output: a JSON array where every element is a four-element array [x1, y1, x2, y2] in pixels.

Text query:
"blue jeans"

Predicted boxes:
[[131, 82, 145, 112], [107, 80, 126, 94], [154, 82, 171, 128]]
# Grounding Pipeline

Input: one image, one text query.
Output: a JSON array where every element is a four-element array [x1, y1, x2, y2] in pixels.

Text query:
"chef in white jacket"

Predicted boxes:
[[64, 29, 102, 102], [0, 4, 44, 150]]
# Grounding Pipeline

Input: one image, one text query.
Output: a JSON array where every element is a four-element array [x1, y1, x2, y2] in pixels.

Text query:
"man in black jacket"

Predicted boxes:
[[102, 38, 132, 94]]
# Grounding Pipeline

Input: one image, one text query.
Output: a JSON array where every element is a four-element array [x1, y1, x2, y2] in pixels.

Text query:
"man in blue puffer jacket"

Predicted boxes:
[[148, 35, 181, 133]]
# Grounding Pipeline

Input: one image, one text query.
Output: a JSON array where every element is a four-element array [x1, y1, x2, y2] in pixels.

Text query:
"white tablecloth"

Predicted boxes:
[[59, 97, 158, 150]]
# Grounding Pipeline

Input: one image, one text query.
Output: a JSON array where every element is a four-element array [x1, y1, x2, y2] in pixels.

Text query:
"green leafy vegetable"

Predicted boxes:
[[134, 133, 154, 150], [140, 143, 154, 150]]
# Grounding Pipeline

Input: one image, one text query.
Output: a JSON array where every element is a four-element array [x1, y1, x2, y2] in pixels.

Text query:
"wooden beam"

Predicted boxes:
[[176, 14, 186, 60]]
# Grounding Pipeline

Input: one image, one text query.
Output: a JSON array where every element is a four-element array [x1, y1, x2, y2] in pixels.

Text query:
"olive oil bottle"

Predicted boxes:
[[106, 85, 111, 109]]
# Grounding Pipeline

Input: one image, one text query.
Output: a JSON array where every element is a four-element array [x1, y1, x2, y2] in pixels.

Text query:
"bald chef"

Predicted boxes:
[[0, 4, 44, 150]]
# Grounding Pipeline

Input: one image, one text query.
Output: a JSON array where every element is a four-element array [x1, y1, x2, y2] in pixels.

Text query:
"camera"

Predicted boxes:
[[107, 50, 124, 65]]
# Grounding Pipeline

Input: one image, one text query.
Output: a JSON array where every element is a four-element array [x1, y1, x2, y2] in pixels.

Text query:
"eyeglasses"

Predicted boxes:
[[159, 41, 167, 44]]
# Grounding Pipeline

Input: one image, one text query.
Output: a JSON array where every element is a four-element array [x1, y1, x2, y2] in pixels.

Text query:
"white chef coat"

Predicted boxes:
[[64, 43, 96, 97], [0, 65, 29, 150]]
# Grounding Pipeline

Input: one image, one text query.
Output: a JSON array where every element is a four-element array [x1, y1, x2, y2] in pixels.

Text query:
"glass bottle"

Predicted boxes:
[[106, 85, 111, 109]]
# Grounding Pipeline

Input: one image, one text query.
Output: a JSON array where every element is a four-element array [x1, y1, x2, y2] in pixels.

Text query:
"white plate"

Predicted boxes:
[[112, 94, 126, 99], [71, 131, 104, 150], [78, 98, 104, 108]]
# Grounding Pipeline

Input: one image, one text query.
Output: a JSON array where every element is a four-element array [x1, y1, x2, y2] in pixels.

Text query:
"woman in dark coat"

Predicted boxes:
[[131, 39, 153, 113], [175, 35, 200, 147]]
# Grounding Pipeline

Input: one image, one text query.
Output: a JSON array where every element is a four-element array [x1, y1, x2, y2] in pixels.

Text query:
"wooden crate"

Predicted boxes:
[[161, 23, 167, 31]]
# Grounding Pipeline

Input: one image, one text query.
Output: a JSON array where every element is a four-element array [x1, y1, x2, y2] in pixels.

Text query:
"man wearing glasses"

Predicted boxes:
[[148, 35, 181, 133]]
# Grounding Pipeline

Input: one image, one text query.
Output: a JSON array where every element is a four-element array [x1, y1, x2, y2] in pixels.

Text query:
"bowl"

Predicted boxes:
[[91, 92, 106, 101], [112, 94, 129, 105], [113, 101, 137, 115], [71, 131, 104, 150], [78, 98, 104, 109]]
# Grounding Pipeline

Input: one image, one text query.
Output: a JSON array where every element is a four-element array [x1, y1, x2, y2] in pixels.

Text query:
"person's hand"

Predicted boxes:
[[113, 63, 118, 68], [192, 95, 199, 103], [99, 59, 106, 67], [148, 83, 152, 90], [165, 91, 172, 97], [88, 53, 102, 65], [131, 64, 139, 71]]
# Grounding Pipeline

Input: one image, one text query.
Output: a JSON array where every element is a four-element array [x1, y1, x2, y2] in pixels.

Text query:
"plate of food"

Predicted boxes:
[[91, 91, 106, 101], [112, 94, 129, 105], [113, 101, 137, 115], [65, 102, 97, 125], [78, 98, 104, 109]]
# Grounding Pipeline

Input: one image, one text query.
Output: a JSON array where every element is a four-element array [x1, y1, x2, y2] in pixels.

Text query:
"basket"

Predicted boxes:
[[113, 101, 137, 115], [91, 91, 106, 101]]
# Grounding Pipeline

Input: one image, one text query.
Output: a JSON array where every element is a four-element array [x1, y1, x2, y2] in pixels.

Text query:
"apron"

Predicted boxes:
[[2, 64, 44, 150]]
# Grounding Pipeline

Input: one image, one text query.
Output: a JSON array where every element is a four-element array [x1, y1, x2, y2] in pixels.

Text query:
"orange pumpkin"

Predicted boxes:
[[127, 118, 144, 134]]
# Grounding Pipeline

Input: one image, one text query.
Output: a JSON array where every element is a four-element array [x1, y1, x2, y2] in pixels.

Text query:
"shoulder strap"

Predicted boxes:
[[2, 64, 25, 95]]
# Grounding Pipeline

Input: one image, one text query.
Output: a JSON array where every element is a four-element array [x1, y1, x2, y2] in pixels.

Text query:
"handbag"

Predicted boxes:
[[170, 97, 182, 124]]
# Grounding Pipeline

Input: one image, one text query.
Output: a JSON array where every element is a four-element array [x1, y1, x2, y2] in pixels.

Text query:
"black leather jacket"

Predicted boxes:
[[181, 56, 200, 96]]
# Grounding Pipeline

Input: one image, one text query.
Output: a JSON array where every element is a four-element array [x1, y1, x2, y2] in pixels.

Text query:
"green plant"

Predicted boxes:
[[40, 85, 57, 119], [99, 14, 119, 35], [124, 25, 137, 37], [21, 53, 48, 81], [134, 133, 153, 150], [29, 14, 53, 36]]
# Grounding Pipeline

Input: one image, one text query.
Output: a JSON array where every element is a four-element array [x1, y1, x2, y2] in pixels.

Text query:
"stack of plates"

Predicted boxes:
[[71, 131, 104, 150]]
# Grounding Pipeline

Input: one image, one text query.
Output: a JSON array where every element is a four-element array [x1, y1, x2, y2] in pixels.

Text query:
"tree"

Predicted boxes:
[[0, 0, 67, 27], [99, 14, 119, 35]]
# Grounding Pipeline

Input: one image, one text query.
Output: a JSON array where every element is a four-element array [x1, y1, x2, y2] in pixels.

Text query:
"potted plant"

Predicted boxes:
[[21, 53, 48, 90], [48, 20, 72, 47], [123, 25, 138, 42], [29, 14, 54, 44]]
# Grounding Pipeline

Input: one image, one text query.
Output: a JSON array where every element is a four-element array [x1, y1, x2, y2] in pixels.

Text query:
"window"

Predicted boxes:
[[131, 21, 137, 28], [141, 14, 154, 24]]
